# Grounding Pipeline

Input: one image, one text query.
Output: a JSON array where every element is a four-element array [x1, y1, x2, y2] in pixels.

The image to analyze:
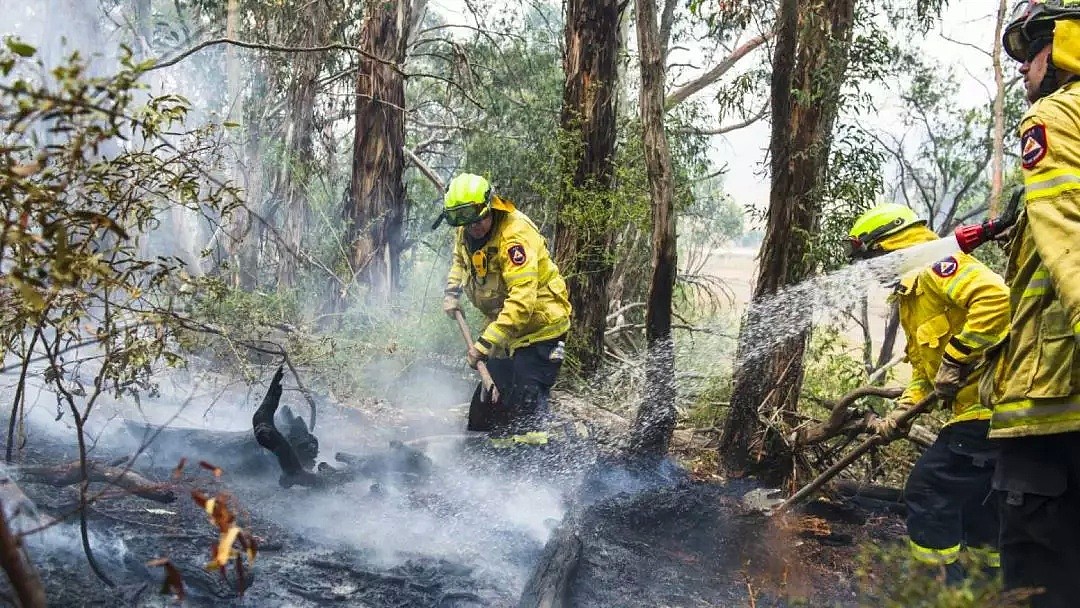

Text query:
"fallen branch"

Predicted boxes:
[[771, 393, 940, 515], [789, 385, 903, 446], [18, 462, 176, 504]]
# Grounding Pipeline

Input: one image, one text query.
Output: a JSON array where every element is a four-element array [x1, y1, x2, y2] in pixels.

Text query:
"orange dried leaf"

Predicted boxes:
[[198, 460, 223, 477], [211, 526, 241, 569], [191, 490, 208, 508], [172, 458, 187, 479]]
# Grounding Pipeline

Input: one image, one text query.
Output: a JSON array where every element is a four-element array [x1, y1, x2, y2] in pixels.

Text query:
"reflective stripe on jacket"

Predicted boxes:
[[445, 196, 572, 355], [985, 81, 1080, 438]]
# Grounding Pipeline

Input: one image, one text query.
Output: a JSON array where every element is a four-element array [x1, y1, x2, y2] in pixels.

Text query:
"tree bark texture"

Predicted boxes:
[[276, 0, 333, 288], [0, 503, 47, 608], [555, 0, 624, 375], [627, 0, 678, 457], [516, 507, 583, 608], [343, 0, 411, 302], [720, 0, 857, 489]]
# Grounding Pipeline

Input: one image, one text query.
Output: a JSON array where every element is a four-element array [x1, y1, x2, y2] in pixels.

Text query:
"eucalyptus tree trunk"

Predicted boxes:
[[627, 0, 678, 458], [555, 0, 624, 375], [720, 0, 857, 489], [276, 0, 332, 288], [342, 0, 411, 303]]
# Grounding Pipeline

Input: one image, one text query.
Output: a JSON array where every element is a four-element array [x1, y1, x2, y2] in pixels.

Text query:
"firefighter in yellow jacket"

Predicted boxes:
[[989, 3, 1080, 604], [438, 173, 572, 433], [847, 204, 1009, 582]]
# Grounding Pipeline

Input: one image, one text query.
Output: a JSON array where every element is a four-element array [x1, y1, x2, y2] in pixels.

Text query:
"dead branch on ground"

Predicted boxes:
[[17, 462, 177, 504]]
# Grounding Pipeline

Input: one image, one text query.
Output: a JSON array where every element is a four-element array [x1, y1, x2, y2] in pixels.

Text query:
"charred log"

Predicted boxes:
[[517, 507, 582, 608], [18, 461, 176, 504], [251, 367, 432, 489], [252, 366, 319, 488]]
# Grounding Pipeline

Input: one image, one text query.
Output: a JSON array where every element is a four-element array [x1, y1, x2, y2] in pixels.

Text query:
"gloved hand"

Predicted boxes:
[[869, 409, 910, 439], [934, 356, 968, 401], [442, 294, 461, 319], [466, 343, 487, 369]]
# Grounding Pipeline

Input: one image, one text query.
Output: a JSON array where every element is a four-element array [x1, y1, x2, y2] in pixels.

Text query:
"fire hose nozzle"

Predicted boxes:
[[954, 220, 997, 254], [954, 188, 1024, 254]]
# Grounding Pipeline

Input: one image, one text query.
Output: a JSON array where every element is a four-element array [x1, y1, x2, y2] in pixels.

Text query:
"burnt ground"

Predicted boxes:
[[0, 365, 907, 607]]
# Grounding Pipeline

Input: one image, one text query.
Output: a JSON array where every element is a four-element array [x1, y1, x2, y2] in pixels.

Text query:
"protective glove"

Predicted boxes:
[[869, 408, 910, 440], [442, 294, 461, 319], [934, 356, 968, 401], [466, 342, 487, 370]]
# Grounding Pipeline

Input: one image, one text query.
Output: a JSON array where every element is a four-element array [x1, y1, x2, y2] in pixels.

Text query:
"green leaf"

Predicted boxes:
[[6, 39, 36, 57]]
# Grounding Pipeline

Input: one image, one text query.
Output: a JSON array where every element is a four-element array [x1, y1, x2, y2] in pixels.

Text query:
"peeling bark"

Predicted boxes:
[[555, 0, 624, 374], [721, 0, 858, 489], [342, 0, 411, 302]]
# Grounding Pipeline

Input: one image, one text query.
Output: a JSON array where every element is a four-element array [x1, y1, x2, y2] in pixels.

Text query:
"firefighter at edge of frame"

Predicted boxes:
[[982, 1, 1080, 605]]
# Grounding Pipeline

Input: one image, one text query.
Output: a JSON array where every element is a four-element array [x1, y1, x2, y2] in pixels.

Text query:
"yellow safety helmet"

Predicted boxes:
[[1003, 1, 1080, 92], [847, 203, 926, 259], [441, 173, 492, 227]]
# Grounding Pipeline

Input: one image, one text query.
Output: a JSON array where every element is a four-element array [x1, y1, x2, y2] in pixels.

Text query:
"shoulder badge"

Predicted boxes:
[[1021, 124, 1048, 169], [508, 243, 527, 266], [931, 256, 958, 278]]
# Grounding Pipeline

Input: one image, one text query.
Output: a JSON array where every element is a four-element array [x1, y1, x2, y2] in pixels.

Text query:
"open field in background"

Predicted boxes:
[[697, 246, 912, 385]]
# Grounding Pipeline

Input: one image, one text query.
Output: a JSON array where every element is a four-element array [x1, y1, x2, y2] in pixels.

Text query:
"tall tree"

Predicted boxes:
[[555, 0, 625, 375], [276, 0, 334, 288], [720, 0, 857, 488], [628, 0, 679, 457], [343, 0, 411, 301]]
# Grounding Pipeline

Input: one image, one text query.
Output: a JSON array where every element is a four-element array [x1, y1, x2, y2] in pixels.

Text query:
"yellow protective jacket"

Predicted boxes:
[[880, 228, 1009, 425], [982, 81, 1080, 438], [444, 196, 572, 356]]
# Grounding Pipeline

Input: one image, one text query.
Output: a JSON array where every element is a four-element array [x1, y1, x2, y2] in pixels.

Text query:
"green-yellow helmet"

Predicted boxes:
[[441, 173, 493, 227], [847, 203, 925, 258]]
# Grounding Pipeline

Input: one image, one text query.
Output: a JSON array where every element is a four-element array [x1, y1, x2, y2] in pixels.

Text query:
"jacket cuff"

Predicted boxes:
[[942, 337, 975, 365], [474, 337, 493, 357]]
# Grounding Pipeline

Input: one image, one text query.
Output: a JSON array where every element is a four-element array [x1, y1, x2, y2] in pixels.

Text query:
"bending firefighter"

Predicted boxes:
[[848, 205, 1009, 581], [983, 2, 1080, 604], [437, 173, 572, 434]]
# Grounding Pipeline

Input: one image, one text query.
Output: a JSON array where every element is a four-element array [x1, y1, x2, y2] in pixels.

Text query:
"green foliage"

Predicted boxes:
[[0, 40, 237, 413], [856, 543, 1032, 607], [801, 327, 869, 401], [184, 251, 476, 401]]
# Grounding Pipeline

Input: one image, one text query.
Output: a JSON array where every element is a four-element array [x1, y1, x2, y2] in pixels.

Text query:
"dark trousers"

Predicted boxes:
[[994, 431, 1080, 608], [466, 338, 563, 434], [904, 420, 999, 570]]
